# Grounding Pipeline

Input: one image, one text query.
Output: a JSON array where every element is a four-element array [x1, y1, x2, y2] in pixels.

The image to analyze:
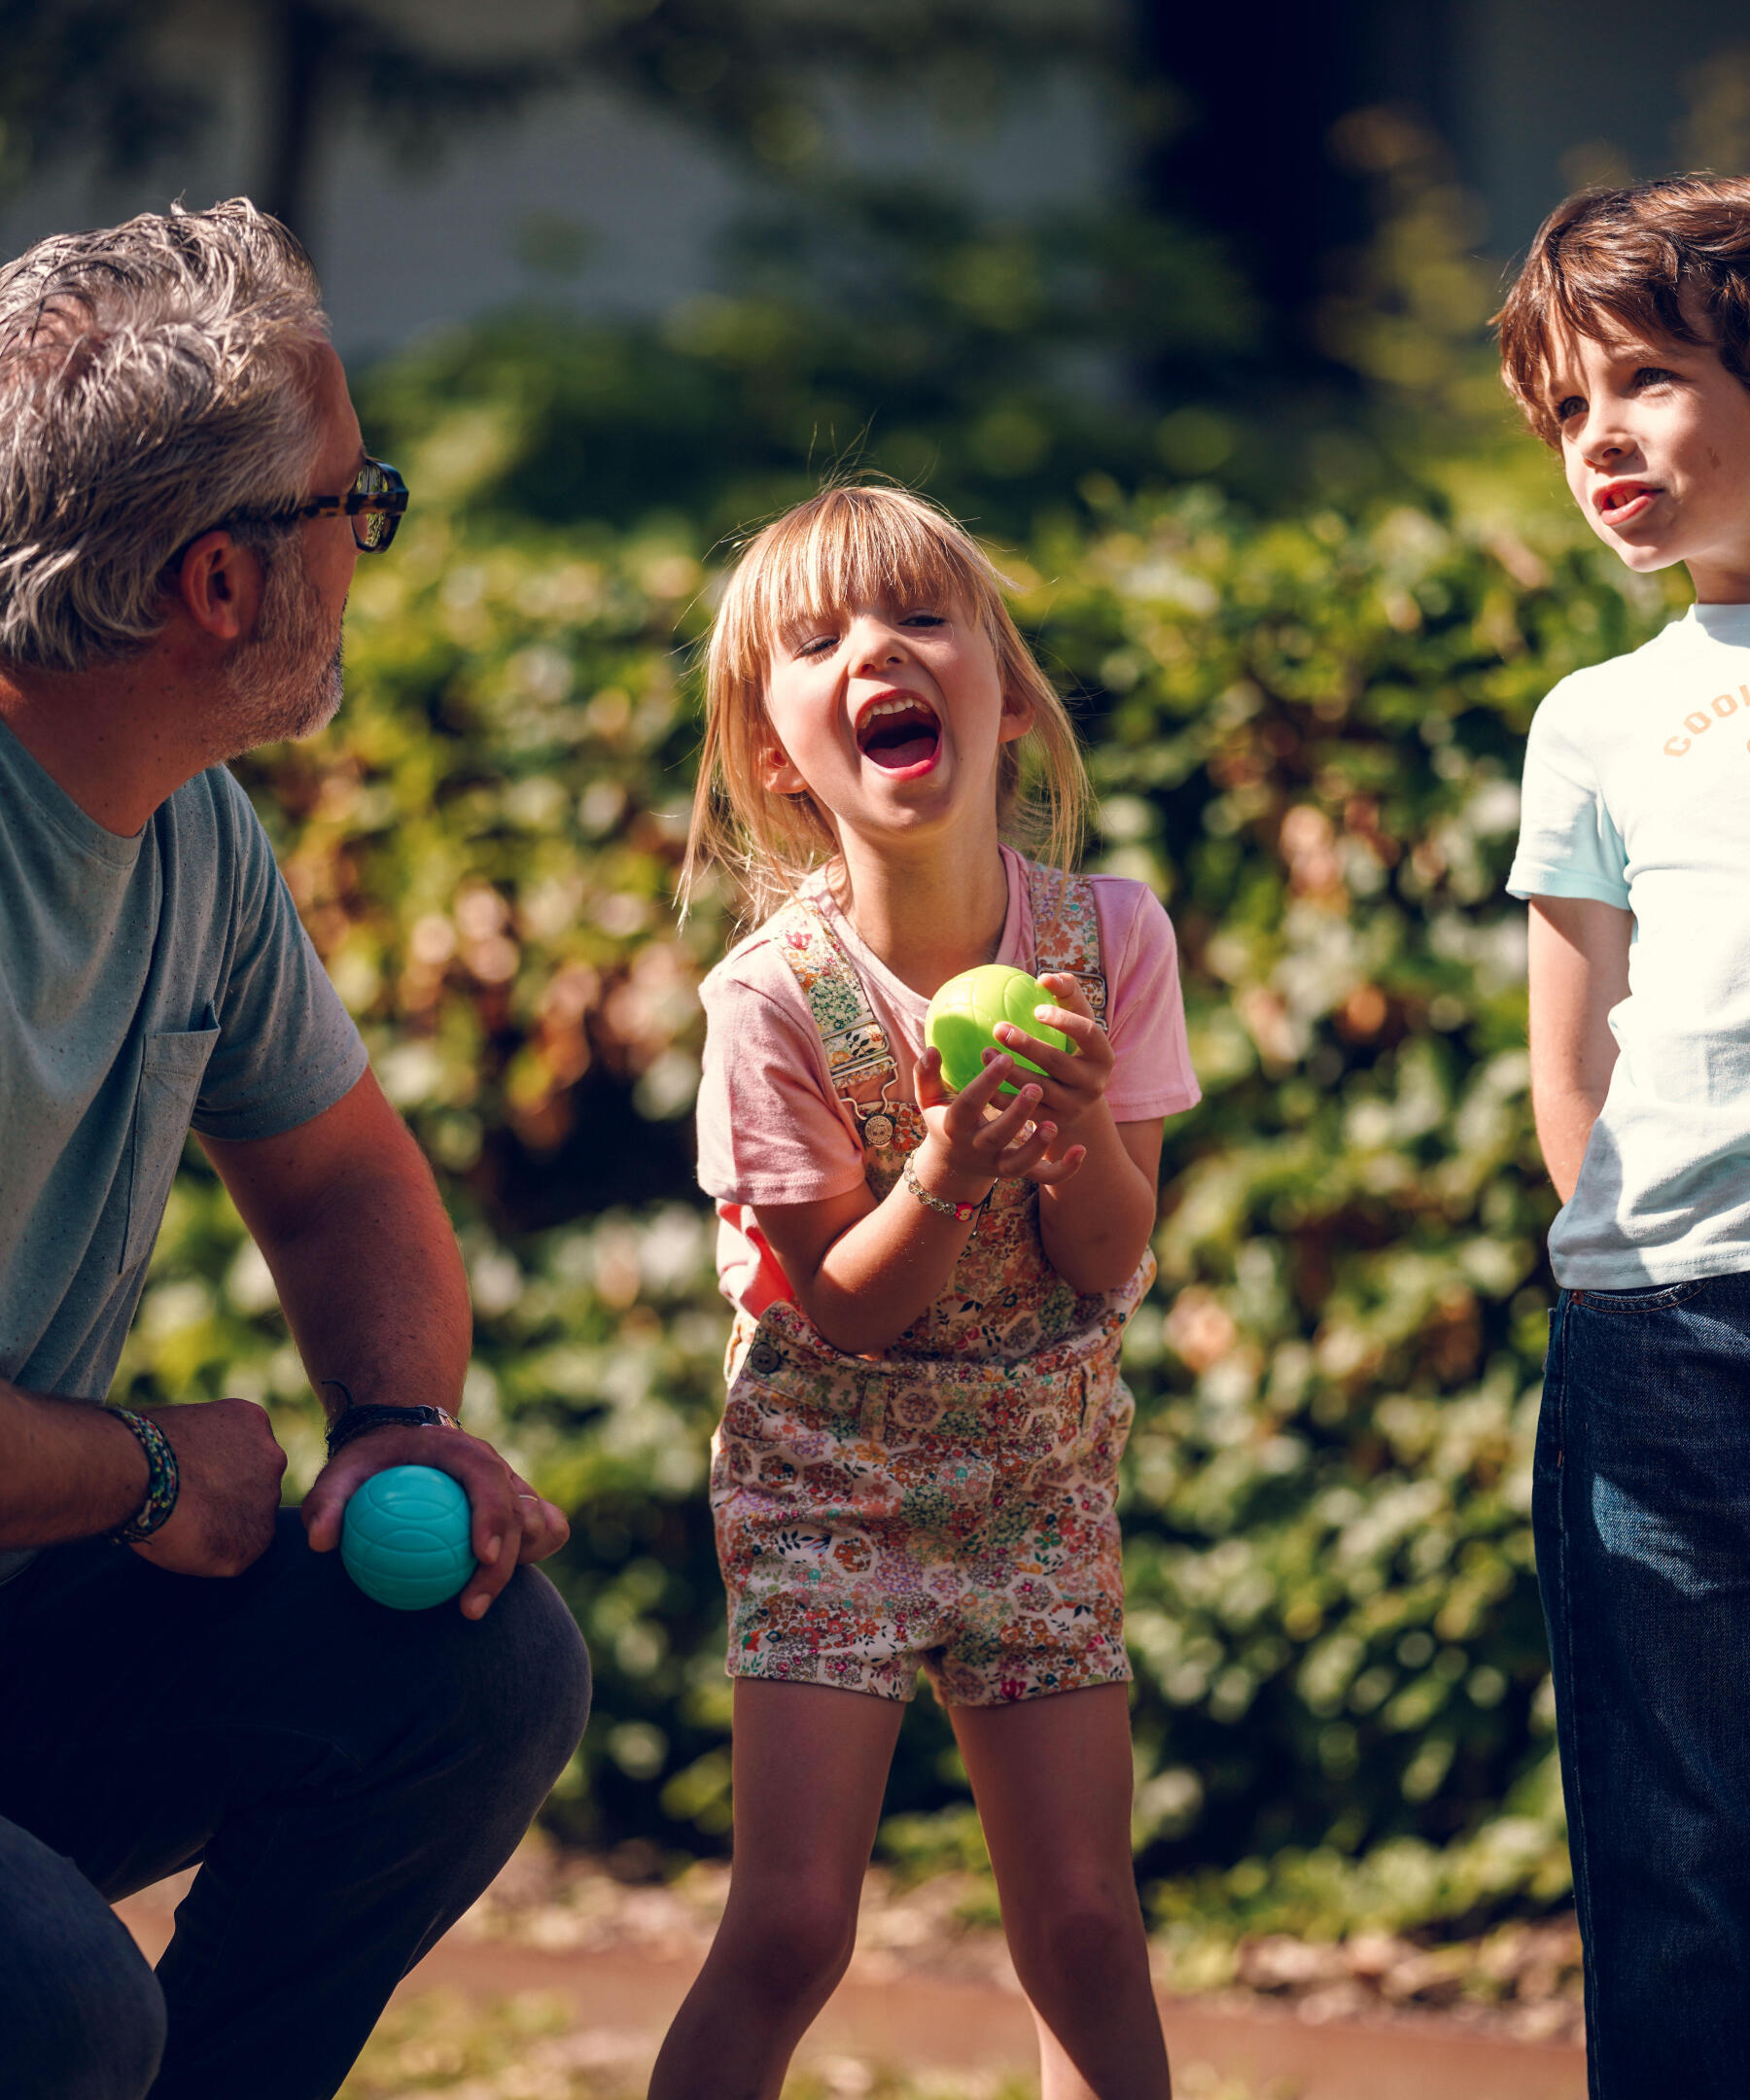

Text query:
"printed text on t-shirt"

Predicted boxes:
[[1663, 683, 1750, 754]]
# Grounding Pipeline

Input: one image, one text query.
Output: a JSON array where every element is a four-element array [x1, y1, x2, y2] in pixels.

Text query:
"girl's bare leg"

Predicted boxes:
[[952, 1683, 1172, 2100], [648, 1679, 906, 2100]]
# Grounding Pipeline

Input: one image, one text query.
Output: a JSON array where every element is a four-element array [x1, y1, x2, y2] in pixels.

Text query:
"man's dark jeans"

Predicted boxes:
[[0, 1509, 591, 2100], [1537, 1274, 1750, 2100]]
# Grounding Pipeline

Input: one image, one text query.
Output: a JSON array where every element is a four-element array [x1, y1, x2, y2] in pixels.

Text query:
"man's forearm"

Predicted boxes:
[[205, 1079, 474, 1429], [0, 1383, 147, 1548], [263, 1164, 472, 1425]]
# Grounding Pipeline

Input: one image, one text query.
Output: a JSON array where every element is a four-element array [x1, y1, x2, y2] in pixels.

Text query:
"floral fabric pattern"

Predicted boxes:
[[709, 859, 1152, 1704]]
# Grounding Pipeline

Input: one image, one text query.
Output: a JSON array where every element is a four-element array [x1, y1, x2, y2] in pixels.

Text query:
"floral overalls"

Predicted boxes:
[[709, 861, 1154, 1705]]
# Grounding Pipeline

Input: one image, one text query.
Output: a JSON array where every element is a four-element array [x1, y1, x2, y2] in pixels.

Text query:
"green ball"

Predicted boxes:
[[340, 1464, 477, 1611], [925, 963, 1069, 1097]]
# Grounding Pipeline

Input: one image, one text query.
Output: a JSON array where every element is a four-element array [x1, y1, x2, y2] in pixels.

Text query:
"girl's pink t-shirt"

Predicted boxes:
[[694, 848, 1202, 1320]]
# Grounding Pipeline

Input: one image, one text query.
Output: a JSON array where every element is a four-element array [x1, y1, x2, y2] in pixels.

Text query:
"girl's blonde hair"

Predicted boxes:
[[682, 482, 1092, 924]]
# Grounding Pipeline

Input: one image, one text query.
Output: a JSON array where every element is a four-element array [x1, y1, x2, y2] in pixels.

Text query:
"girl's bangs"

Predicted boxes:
[[734, 491, 996, 677]]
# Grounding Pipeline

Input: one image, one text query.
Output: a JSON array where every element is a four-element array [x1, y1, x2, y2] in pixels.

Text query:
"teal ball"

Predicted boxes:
[[925, 962, 1069, 1097], [341, 1464, 476, 1611]]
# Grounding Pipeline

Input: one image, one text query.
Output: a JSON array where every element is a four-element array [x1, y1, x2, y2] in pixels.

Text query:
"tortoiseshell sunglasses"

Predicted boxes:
[[262, 455, 408, 551]]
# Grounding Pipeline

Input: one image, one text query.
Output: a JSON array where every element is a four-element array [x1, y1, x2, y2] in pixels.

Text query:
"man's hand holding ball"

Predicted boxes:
[[303, 1415, 568, 1620]]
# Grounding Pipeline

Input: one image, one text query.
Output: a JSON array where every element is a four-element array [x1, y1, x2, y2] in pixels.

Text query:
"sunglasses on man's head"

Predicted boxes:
[[262, 456, 408, 552]]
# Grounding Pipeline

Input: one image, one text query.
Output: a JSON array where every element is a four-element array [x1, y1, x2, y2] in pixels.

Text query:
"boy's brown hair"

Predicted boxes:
[[1495, 174, 1750, 445]]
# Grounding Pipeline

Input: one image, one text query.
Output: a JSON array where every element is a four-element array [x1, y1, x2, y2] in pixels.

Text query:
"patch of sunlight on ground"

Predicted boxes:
[[338, 1989, 1296, 2100]]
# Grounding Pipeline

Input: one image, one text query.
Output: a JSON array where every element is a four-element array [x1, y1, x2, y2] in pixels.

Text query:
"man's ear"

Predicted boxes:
[[171, 530, 266, 646]]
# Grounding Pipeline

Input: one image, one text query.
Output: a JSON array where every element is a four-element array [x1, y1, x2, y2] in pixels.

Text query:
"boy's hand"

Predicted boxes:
[[914, 1041, 1087, 1195], [989, 973, 1114, 1145]]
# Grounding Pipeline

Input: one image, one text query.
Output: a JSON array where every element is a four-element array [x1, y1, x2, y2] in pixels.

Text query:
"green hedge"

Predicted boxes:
[[120, 335, 1683, 1949]]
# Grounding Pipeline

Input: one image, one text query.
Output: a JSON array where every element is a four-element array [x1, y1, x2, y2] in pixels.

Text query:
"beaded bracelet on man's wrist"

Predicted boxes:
[[105, 1408, 180, 1544]]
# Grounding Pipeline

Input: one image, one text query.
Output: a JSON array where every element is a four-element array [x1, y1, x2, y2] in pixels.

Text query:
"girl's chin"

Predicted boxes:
[[837, 784, 977, 842]]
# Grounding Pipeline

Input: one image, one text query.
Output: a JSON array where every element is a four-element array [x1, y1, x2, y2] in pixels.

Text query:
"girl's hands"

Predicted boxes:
[[989, 972, 1114, 1145], [914, 1037, 1088, 1199], [905, 973, 1112, 1209]]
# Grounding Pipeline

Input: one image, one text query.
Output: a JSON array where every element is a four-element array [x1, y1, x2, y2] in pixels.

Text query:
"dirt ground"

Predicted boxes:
[[115, 1846, 1587, 2100]]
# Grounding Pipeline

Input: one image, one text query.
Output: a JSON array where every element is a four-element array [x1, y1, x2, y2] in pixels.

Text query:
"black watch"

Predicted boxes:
[[325, 1403, 460, 1457]]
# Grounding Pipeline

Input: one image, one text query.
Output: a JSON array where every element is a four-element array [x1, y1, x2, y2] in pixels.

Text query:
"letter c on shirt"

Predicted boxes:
[[1665, 733, 1691, 755]]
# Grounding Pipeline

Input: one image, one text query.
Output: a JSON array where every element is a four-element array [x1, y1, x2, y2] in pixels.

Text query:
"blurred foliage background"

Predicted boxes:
[[116, 308, 1682, 1974], [11, 0, 1712, 1979]]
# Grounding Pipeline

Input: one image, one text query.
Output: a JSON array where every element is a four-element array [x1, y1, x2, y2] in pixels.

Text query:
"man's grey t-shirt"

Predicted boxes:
[[0, 717, 368, 1573]]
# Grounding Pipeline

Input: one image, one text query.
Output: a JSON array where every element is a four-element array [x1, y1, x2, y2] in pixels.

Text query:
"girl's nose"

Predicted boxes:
[[848, 618, 905, 676]]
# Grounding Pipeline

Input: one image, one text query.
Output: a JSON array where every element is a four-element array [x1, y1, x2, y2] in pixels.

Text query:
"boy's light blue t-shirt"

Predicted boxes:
[[1509, 602, 1750, 1286], [0, 718, 368, 1574]]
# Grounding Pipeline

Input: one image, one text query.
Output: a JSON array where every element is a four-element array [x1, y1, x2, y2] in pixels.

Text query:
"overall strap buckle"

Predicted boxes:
[[767, 900, 899, 1117]]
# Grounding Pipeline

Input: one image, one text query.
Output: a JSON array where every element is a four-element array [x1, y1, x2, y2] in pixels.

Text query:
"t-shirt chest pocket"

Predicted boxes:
[[121, 1022, 220, 1274]]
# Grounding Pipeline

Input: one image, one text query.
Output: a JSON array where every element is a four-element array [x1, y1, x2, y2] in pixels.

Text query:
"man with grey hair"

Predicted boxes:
[[0, 201, 590, 2100]]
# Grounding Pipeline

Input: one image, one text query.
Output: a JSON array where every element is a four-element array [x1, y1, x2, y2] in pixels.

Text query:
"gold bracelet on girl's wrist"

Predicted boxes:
[[901, 1149, 995, 1228]]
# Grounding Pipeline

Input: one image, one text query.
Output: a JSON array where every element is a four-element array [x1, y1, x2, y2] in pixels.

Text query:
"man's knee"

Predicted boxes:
[[0, 1822, 166, 2100], [268, 1512, 590, 1798], [451, 1565, 592, 1795]]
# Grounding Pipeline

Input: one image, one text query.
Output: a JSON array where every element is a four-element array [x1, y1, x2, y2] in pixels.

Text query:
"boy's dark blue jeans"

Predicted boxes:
[[1538, 1274, 1750, 2100], [0, 1510, 590, 2100]]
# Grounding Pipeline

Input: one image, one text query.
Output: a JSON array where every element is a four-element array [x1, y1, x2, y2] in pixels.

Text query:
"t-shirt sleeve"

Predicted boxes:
[[695, 965, 868, 1208], [1506, 682, 1630, 908], [191, 773, 369, 1140], [1098, 882, 1202, 1121]]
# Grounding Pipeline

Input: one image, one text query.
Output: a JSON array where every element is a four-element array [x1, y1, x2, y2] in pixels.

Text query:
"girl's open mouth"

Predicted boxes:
[[856, 693, 941, 774]]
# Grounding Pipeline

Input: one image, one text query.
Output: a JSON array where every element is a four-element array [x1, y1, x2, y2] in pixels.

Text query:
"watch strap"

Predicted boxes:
[[325, 1403, 459, 1457]]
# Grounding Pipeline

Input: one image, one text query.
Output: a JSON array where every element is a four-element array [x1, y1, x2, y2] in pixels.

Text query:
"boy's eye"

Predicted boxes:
[[1632, 367, 1676, 390], [795, 632, 838, 657], [903, 612, 945, 629], [1555, 396, 1585, 423]]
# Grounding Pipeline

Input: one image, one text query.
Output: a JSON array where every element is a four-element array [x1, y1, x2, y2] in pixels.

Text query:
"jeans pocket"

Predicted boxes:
[[1577, 1278, 1712, 1312], [121, 1024, 220, 1273], [1534, 1296, 1569, 1485]]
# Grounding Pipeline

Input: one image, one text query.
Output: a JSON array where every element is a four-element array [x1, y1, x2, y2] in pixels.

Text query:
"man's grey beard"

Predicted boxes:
[[219, 544, 344, 756]]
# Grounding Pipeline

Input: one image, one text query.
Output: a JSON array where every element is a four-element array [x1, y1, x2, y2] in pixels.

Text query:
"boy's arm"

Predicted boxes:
[[1527, 895, 1632, 1203]]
